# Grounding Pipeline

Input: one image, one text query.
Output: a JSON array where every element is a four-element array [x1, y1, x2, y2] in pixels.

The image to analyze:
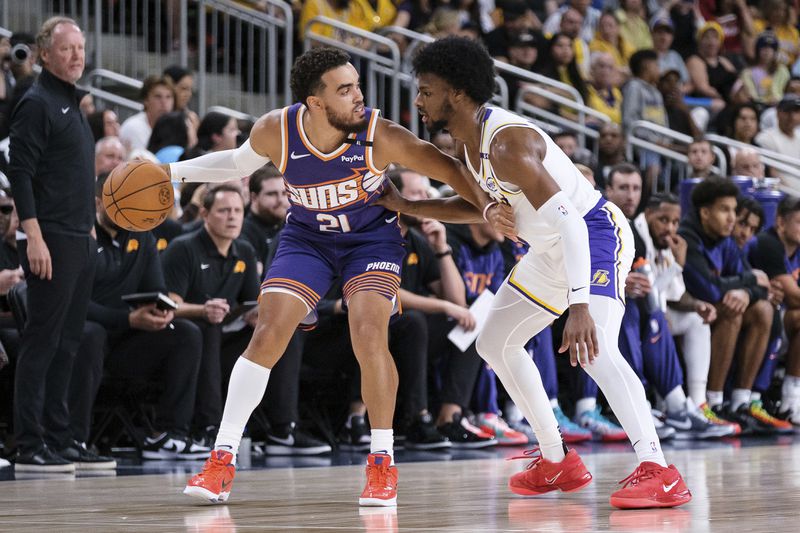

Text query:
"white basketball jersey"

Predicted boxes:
[[463, 106, 602, 253]]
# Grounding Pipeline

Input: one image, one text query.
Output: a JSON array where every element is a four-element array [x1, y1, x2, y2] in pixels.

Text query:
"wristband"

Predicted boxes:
[[482, 201, 498, 222], [435, 248, 452, 259]]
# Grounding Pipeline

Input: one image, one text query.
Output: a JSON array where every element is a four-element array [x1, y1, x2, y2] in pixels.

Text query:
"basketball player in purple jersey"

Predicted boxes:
[[165, 48, 514, 506], [379, 37, 691, 509]]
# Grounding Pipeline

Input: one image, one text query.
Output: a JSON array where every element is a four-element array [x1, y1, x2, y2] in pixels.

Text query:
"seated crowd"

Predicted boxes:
[[1, 0, 800, 470]]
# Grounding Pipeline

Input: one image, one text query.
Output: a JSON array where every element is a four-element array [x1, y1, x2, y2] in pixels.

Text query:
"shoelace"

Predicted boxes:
[[617, 464, 665, 488], [507, 448, 543, 470], [366, 462, 393, 490]]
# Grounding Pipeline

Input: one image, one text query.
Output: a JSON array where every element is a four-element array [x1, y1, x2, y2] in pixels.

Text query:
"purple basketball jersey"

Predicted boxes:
[[276, 103, 394, 236]]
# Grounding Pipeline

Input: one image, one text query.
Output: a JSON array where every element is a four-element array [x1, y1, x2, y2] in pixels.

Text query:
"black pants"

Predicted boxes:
[[103, 319, 203, 434], [67, 321, 108, 443], [427, 313, 483, 410], [193, 322, 304, 430], [14, 233, 95, 452]]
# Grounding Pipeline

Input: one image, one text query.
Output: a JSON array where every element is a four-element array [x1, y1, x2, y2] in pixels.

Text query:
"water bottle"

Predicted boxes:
[[632, 258, 660, 314]]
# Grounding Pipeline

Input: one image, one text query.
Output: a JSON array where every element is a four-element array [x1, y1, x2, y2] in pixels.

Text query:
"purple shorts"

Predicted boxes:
[[261, 221, 405, 329]]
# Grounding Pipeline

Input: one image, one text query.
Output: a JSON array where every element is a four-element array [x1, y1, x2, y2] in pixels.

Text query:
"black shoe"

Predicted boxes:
[[194, 425, 218, 449], [15, 444, 75, 473], [437, 413, 497, 449], [405, 413, 452, 450], [713, 403, 771, 435], [338, 415, 371, 451], [142, 432, 210, 460], [57, 440, 117, 470], [265, 423, 332, 456]]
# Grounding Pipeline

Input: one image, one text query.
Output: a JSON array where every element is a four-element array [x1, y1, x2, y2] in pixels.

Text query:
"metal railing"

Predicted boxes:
[[705, 133, 800, 180], [304, 17, 402, 124]]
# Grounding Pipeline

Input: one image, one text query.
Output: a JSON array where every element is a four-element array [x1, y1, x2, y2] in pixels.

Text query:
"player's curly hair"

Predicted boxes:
[[412, 36, 496, 105], [290, 47, 351, 106]]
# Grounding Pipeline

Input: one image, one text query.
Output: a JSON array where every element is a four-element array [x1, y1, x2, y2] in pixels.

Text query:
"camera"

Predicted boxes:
[[10, 43, 31, 65]]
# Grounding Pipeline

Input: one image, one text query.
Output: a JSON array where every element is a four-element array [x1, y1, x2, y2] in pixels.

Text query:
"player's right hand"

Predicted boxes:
[[559, 304, 598, 368], [26, 234, 52, 280], [445, 302, 476, 331]]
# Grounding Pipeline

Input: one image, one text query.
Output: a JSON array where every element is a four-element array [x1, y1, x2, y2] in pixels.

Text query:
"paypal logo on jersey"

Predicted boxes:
[[341, 154, 365, 163]]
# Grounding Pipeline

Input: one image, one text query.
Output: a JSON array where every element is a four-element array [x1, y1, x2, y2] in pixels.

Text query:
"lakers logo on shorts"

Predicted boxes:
[[591, 269, 610, 287]]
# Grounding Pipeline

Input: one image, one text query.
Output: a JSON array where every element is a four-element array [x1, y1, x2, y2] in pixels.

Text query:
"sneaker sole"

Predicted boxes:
[[183, 484, 230, 503], [450, 439, 498, 449], [74, 461, 118, 470], [404, 441, 453, 451], [509, 472, 593, 496], [14, 462, 75, 473], [359, 496, 397, 507], [264, 445, 332, 456], [610, 492, 692, 509]]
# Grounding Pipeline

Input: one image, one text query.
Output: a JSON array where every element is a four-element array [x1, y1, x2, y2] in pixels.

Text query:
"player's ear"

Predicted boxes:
[[306, 95, 323, 111]]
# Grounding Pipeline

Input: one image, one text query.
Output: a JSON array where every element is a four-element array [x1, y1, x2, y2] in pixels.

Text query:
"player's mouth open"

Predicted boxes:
[[420, 113, 428, 124]]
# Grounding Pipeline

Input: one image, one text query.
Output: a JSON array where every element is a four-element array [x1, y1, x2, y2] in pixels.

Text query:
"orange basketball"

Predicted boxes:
[[102, 161, 174, 232]]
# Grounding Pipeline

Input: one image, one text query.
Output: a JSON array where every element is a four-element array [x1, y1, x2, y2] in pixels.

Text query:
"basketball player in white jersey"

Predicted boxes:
[[380, 37, 691, 509]]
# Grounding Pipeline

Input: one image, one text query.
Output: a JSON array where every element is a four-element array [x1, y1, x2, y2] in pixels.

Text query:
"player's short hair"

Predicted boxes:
[[140, 74, 175, 101], [646, 192, 680, 210], [691, 177, 740, 213], [203, 183, 245, 211], [629, 49, 658, 78], [777, 195, 800, 219], [290, 47, 351, 106], [412, 36, 496, 105], [606, 162, 640, 188], [249, 163, 284, 195]]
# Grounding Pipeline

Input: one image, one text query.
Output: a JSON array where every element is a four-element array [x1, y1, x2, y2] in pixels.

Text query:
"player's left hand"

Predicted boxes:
[[485, 203, 517, 242], [559, 304, 598, 368], [374, 179, 408, 212]]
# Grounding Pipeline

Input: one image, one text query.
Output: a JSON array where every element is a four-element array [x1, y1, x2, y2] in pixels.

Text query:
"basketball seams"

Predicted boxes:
[[101, 161, 173, 231], [111, 179, 172, 205], [106, 161, 148, 196]]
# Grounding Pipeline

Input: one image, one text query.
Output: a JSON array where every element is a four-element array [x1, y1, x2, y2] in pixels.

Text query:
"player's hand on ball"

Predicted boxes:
[[559, 304, 598, 368], [486, 203, 517, 242], [374, 179, 408, 212]]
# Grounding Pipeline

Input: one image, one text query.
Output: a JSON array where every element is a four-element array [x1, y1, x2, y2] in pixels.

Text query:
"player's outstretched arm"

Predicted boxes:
[[490, 127, 597, 366], [163, 110, 282, 183]]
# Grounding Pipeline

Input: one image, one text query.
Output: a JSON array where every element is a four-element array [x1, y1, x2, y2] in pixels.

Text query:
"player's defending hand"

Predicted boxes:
[[374, 179, 408, 212], [485, 203, 518, 242], [559, 304, 598, 368]]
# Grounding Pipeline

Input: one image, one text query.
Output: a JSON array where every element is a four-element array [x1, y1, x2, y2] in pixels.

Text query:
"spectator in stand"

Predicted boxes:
[[615, 0, 652, 51], [748, 196, 800, 427], [722, 103, 761, 163], [658, 69, 701, 139], [485, 1, 535, 62], [687, 21, 739, 113], [163, 65, 199, 132], [552, 130, 594, 167], [94, 136, 126, 176], [86, 109, 121, 143], [501, 30, 540, 104], [755, 96, 800, 180], [587, 51, 623, 125], [74, 174, 207, 461], [431, 131, 457, 159], [543, 0, 600, 43], [651, 16, 689, 89], [753, 0, 800, 67], [533, 33, 589, 121], [760, 76, 800, 131], [590, 10, 634, 78], [556, 7, 591, 77], [733, 197, 765, 252], [146, 111, 198, 163], [698, 0, 755, 65], [0, 32, 37, 140], [595, 122, 626, 189], [732, 148, 766, 179], [119, 75, 175, 154], [679, 178, 784, 433], [419, 8, 462, 39], [240, 164, 289, 276], [741, 32, 790, 106], [298, 0, 397, 43], [183, 112, 241, 160], [687, 138, 716, 179], [667, 0, 699, 60]]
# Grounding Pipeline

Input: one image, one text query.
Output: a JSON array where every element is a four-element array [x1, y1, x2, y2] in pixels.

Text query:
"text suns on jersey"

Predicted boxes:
[[285, 169, 384, 211]]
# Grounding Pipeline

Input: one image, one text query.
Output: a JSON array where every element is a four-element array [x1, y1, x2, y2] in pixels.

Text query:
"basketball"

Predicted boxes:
[[102, 161, 174, 232]]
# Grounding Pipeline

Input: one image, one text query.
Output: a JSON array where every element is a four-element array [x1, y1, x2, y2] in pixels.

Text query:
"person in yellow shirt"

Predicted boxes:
[[587, 51, 623, 125], [299, 0, 396, 43], [590, 10, 635, 74], [615, 0, 652, 51], [753, 0, 800, 66]]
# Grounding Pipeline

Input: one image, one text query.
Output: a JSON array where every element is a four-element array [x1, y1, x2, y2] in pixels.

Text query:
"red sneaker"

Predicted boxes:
[[508, 448, 593, 496], [359, 453, 398, 507], [610, 462, 691, 509], [183, 450, 236, 503]]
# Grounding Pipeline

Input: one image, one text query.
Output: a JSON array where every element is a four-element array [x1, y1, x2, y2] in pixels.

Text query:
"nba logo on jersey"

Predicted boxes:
[[558, 205, 568, 216], [591, 269, 610, 287], [486, 176, 498, 193]]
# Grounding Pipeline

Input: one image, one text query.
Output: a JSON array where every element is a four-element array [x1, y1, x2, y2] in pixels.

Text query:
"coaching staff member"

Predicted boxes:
[[8, 17, 97, 471]]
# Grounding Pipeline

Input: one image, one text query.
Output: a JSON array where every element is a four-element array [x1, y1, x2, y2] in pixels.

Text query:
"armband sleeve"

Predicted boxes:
[[169, 139, 271, 183]]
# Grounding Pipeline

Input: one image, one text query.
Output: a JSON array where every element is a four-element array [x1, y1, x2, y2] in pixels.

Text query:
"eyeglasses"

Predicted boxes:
[[0, 205, 13, 215]]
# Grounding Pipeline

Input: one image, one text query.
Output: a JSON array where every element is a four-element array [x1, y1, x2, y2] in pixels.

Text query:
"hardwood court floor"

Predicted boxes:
[[2, 442, 800, 532]]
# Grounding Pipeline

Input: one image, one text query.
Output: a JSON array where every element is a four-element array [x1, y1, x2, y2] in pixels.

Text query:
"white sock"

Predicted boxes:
[[676, 311, 710, 407], [370, 429, 394, 464], [750, 391, 761, 402], [575, 397, 596, 417], [215, 357, 271, 464], [731, 389, 751, 411], [782, 375, 800, 406], [707, 390, 724, 408], [550, 398, 560, 409], [664, 386, 687, 415]]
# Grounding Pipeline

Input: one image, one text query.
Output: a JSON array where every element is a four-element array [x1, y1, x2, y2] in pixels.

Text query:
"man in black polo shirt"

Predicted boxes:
[[240, 164, 289, 276], [67, 173, 207, 462], [8, 17, 97, 471], [163, 184, 270, 447]]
